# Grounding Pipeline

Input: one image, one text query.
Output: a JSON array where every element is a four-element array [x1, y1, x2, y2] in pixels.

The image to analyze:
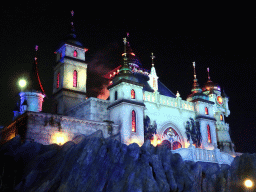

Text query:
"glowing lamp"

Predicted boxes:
[[52, 132, 68, 145], [150, 134, 162, 147], [19, 79, 27, 88], [244, 179, 253, 188]]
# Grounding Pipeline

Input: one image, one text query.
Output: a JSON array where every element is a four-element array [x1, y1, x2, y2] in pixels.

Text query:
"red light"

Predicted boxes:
[[73, 50, 78, 57], [57, 72, 60, 88], [207, 124, 212, 143], [73, 70, 77, 87], [132, 110, 136, 132]]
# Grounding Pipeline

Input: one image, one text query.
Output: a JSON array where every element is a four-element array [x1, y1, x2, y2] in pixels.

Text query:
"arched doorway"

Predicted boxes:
[[162, 127, 182, 150]]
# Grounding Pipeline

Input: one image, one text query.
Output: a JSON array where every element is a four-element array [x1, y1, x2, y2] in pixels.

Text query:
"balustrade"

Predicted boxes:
[[144, 91, 194, 111]]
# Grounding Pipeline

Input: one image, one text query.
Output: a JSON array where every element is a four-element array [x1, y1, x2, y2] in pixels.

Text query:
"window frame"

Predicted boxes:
[[131, 89, 135, 99], [207, 124, 212, 143], [205, 107, 209, 115], [132, 110, 136, 132], [56, 72, 60, 89], [73, 50, 78, 57], [73, 70, 78, 87]]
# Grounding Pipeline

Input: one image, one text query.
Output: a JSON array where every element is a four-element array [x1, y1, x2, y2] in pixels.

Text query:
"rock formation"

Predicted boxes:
[[0, 131, 255, 192]]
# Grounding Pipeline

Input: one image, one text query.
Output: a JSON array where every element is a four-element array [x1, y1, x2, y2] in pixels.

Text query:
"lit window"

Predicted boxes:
[[57, 72, 60, 88], [205, 107, 209, 115], [73, 50, 78, 57], [132, 110, 136, 132], [115, 91, 118, 100], [73, 70, 77, 87], [131, 89, 135, 99], [220, 114, 223, 121], [207, 124, 212, 143]]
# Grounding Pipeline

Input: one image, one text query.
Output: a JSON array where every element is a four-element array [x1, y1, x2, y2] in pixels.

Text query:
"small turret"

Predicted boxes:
[[13, 46, 45, 120]]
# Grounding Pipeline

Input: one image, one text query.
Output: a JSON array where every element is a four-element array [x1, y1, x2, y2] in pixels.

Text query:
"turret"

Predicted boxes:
[[52, 10, 88, 115], [202, 67, 234, 155], [13, 46, 45, 120], [187, 62, 217, 150], [108, 37, 145, 146]]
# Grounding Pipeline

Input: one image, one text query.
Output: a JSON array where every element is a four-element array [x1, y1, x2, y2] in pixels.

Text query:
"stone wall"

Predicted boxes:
[[1, 111, 119, 146], [67, 97, 110, 122]]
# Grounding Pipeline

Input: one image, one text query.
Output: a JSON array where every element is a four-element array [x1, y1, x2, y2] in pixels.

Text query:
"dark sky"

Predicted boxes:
[[1, 2, 255, 153]]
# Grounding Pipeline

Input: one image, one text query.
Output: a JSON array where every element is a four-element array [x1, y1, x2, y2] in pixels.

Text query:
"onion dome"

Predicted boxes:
[[202, 68, 221, 92], [112, 37, 139, 84]]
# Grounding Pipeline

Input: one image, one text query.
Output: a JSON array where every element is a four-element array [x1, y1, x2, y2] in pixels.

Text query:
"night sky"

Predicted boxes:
[[1, 2, 255, 153]]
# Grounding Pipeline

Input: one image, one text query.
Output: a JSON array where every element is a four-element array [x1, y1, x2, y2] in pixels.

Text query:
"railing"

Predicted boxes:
[[143, 91, 194, 111], [172, 146, 234, 165]]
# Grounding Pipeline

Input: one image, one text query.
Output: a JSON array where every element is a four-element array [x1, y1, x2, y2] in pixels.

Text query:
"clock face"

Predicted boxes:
[[217, 96, 223, 105]]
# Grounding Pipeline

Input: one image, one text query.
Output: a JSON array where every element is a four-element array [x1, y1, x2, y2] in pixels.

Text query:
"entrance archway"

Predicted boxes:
[[162, 127, 182, 150]]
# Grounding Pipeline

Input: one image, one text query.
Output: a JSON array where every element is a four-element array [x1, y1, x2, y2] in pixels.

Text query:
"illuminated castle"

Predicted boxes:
[[1, 11, 235, 164]]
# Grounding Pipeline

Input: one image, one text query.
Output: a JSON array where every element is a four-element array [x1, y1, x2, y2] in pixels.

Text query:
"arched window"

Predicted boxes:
[[115, 91, 118, 100], [73, 70, 77, 87], [132, 110, 136, 132], [207, 124, 212, 143], [131, 89, 135, 99], [73, 50, 78, 57], [56, 72, 60, 88], [220, 114, 223, 121], [205, 107, 209, 115]]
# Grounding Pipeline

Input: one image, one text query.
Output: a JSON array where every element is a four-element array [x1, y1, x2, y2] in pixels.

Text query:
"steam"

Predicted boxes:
[[86, 42, 121, 99]]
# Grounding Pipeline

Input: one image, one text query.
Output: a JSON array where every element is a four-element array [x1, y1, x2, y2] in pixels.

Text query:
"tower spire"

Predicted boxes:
[[118, 37, 131, 75], [207, 67, 211, 80], [70, 10, 75, 36], [151, 52, 155, 67], [191, 61, 202, 94]]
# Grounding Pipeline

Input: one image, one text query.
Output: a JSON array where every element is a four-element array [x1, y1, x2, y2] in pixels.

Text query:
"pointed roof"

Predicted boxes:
[[126, 33, 142, 68], [150, 53, 157, 76], [61, 10, 84, 48], [27, 45, 45, 95]]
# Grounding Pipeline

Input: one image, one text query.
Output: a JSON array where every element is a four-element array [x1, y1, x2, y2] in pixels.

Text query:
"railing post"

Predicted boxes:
[[214, 148, 222, 164]]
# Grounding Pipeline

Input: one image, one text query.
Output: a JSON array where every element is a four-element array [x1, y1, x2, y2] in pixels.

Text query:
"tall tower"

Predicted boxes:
[[53, 10, 88, 115], [202, 68, 234, 155], [108, 37, 145, 146], [187, 62, 217, 150], [13, 46, 45, 120]]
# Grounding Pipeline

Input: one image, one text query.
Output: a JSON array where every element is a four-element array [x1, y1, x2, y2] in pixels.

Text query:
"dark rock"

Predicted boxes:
[[1, 134, 256, 192]]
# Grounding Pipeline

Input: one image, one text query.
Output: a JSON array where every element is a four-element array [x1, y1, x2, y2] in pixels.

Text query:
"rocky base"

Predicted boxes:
[[0, 131, 255, 192]]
